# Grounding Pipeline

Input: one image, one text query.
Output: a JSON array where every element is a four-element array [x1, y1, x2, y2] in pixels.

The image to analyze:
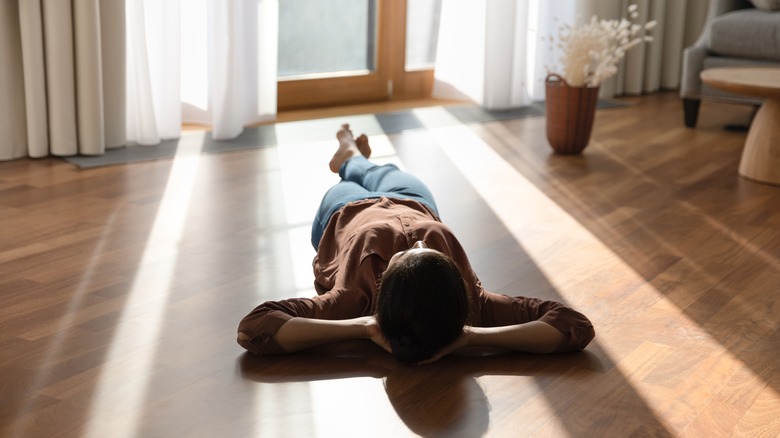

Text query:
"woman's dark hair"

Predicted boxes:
[[376, 250, 471, 363]]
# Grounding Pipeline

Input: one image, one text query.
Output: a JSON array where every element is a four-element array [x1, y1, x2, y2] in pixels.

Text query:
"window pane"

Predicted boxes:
[[405, 0, 441, 70], [278, 0, 376, 78]]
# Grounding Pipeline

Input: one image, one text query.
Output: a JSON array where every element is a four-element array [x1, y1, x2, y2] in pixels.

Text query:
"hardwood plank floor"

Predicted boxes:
[[1, 92, 778, 437]]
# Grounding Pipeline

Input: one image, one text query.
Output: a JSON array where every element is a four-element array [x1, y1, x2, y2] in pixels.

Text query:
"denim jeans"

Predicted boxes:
[[311, 156, 439, 249]]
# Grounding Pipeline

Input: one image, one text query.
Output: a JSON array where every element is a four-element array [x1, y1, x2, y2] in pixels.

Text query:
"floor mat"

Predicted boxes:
[[64, 101, 629, 168]]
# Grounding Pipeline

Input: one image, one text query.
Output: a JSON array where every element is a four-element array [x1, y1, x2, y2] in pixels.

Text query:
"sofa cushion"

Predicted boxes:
[[710, 9, 780, 61]]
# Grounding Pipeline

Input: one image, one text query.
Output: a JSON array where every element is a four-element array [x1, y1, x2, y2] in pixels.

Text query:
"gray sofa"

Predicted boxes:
[[680, 0, 780, 127]]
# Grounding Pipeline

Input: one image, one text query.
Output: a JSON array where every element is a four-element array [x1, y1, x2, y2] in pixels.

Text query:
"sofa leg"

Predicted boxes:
[[683, 98, 701, 128]]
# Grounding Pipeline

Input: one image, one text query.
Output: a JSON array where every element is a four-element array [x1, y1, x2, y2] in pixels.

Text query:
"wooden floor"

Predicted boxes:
[[1, 92, 778, 437]]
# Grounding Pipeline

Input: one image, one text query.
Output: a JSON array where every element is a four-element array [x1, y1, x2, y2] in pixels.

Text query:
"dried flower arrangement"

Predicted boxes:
[[550, 5, 657, 87]]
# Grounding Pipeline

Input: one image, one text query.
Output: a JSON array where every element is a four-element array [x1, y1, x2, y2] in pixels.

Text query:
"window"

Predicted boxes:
[[277, 0, 441, 110]]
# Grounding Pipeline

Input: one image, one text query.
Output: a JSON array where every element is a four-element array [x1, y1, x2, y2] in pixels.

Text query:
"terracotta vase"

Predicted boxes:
[[545, 73, 600, 155]]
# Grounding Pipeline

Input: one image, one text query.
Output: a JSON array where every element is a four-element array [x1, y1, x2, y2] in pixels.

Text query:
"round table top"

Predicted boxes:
[[700, 67, 780, 99]]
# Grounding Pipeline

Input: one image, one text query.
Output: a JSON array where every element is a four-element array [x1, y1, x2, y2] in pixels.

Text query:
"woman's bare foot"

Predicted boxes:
[[329, 124, 371, 173], [355, 134, 371, 159]]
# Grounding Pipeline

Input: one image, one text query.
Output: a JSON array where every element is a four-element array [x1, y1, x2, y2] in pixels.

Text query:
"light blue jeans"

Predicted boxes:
[[311, 156, 439, 249]]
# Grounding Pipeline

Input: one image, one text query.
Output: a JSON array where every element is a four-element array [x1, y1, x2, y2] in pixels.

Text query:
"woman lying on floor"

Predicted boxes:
[[237, 124, 595, 364]]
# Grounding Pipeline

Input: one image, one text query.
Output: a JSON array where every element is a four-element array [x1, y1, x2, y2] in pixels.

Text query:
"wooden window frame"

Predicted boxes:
[[277, 0, 434, 111]]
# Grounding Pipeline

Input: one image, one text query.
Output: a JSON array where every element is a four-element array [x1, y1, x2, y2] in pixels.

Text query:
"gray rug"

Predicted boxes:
[[64, 101, 629, 168]]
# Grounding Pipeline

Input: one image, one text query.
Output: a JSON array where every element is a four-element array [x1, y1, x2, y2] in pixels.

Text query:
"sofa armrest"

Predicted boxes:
[[680, 0, 752, 98]]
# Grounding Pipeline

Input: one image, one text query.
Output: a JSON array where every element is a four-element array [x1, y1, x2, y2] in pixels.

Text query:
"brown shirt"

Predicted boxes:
[[238, 197, 595, 355]]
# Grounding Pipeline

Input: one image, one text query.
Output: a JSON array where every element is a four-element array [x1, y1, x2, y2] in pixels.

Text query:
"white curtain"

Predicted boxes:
[[126, 0, 180, 145], [433, 0, 709, 108], [128, 0, 278, 144], [433, 0, 576, 108], [0, 0, 125, 160]]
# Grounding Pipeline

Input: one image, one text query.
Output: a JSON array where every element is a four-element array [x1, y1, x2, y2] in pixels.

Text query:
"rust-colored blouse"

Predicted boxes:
[[238, 197, 594, 355]]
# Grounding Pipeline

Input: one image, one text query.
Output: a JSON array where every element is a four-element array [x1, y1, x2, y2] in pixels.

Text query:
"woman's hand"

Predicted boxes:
[[417, 326, 473, 365], [356, 315, 392, 353]]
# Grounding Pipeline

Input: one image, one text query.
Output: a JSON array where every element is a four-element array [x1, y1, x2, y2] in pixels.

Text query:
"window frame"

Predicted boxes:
[[277, 0, 434, 111]]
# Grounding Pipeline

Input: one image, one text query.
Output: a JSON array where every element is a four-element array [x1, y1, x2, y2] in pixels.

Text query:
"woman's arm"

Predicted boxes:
[[420, 320, 566, 364], [268, 315, 391, 353], [479, 292, 595, 352], [465, 320, 565, 353], [237, 290, 372, 355]]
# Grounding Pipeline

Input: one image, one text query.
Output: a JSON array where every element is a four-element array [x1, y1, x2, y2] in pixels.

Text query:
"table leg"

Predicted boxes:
[[739, 98, 780, 185]]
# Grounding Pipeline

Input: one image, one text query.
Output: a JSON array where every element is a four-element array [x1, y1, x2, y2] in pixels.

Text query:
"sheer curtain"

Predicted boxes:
[[433, 0, 576, 109], [128, 0, 278, 144], [433, 0, 709, 108]]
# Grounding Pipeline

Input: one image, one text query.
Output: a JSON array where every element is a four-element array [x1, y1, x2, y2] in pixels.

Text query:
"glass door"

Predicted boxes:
[[277, 0, 389, 110], [276, 0, 442, 110]]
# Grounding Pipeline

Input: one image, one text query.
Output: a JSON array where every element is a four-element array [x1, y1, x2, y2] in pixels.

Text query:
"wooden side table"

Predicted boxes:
[[700, 67, 780, 186]]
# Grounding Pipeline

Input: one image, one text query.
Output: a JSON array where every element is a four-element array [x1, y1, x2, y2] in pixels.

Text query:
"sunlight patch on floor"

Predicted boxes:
[[411, 106, 780, 429], [253, 381, 316, 437], [308, 377, 408, 435], [84, 152, 202, 438], [271, 127, 402, 296], [598, 145, 780, 276]]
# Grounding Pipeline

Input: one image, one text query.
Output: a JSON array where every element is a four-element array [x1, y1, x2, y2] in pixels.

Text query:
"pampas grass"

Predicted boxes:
[[551, 5, 656, 87]]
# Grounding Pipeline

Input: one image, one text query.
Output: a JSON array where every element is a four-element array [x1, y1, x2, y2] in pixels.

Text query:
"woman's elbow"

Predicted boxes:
[[560, 324, 595, 352]]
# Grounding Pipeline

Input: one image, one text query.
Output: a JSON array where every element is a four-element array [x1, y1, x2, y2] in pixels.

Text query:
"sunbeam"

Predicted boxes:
[[83, 150, 203, 438]]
